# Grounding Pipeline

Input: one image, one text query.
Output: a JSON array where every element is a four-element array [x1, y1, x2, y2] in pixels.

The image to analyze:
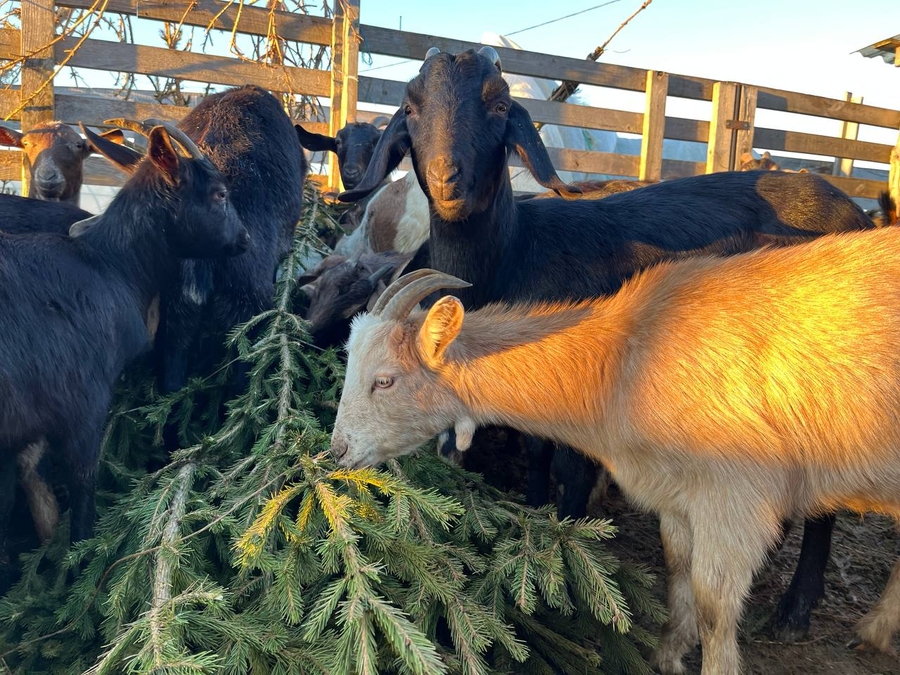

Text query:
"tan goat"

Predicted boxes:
[[331, 228, 900, 675]]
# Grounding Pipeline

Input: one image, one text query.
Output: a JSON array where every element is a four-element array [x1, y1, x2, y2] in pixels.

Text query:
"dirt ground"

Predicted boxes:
[[466, 429, 900, 675], [598, 486, 900, 675]]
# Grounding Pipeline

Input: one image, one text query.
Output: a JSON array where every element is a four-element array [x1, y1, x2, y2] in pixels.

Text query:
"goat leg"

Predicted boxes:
[[552, 443, 596, 519], [770, 513, 835, 641]]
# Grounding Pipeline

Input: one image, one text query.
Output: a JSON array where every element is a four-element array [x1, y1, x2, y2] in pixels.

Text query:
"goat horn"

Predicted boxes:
[[377, 269, 471, 322], [370, 115, 391, 130], [104, 117, 152, 136], [478, 46, 502, 71], [144, 118, 205, 160], [69, 214, 102, 237], [367, 264, 393, 285], [425, 46, 441, 60]]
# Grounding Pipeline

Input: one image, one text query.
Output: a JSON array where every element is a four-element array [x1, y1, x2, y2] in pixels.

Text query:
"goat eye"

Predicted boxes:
[[214, 189, 228, 202], [374, 375, 394, 389], [494, 102, 509, 114], [404, 104, 413, 116]]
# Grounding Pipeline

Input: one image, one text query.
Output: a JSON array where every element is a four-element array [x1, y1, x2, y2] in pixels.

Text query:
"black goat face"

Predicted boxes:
[[338, 49, 579, 218], [405, 51, 510, 221], [335, 123, 383, 190], [168, 156, 250, 258]]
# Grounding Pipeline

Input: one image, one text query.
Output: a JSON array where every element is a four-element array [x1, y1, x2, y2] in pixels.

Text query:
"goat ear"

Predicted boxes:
[[418, 296, 464, 366], [99, 128, 126, 145], [147, 126, 181, 185], [505, 101, 581, 199], [81, 123, 144, 174], [739, 151, 753, 164], [0, 126, 24, 148], [339, 109, 410, 203], [295, 124, 338, 153]]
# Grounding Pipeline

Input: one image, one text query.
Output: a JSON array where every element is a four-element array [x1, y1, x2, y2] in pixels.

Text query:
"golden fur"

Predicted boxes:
[[333, 227, 900, 674]]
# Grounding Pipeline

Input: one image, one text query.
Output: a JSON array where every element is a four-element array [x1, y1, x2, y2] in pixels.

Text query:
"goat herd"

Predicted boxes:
[[1, 46, 899, 674]]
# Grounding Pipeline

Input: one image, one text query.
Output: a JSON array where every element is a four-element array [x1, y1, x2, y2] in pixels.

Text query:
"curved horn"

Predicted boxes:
[[370, 115, 391, 130], [425, 46, 441, 61], [367, 264, 393, 286], [379, 270, 471, 322], [478, 46, 502, 71], [371, 268, 437, 316], [69, 214, 102, 237], [104, 117, 152, 137], [144, 118, 204, 159]]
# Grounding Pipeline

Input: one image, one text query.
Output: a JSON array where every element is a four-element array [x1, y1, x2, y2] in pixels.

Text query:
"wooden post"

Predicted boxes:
[[832, 92, 862, 178], [327, 0, 360, 194], [706, 81, 738, 174], [733, 84, 757, 170], [638, 70, 667, 182], [19, 0, 57, 196], [890, 135, 899, 215]]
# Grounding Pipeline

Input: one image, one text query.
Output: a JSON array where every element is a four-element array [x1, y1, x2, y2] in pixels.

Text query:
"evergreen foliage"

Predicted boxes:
[[0, 185, 663, 675]]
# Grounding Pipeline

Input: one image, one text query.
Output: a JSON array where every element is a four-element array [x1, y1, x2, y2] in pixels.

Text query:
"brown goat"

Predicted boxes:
[[0, 122, 125, 205], [331, 235, 900, 674]]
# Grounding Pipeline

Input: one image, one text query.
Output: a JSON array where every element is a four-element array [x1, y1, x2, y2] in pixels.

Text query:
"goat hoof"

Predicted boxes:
[[652, 651, 686, 675], [847, 636, 898, 658]]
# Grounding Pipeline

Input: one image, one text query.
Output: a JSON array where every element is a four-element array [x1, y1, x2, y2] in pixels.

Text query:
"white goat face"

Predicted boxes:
[[330, 313, 458, 468]]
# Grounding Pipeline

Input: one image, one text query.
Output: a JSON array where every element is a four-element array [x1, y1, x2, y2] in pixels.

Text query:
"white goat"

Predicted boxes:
[[330, 228, 900, 675]]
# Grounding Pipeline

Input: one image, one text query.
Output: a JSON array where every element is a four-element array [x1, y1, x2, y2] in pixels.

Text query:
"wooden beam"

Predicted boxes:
[[639, 70, 667, 182], [752, 127, 891, 164], [19, 0, 56, 194], [56, 0, 333, 46], [327, 0, 360, 193], [891, 134, 899, 216], [832, 92, 863, 177], [734, 84, 757, 169], [706, 82, 738, 174]]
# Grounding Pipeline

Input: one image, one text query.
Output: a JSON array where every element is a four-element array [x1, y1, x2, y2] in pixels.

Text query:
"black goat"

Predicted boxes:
[[340, 46, 878, 641], [298, 248, 425, 348], [102, 87, 307, 397], [0, 123, 247, 586], [0, 193, 91, 235], [295, 118, 388, 191]]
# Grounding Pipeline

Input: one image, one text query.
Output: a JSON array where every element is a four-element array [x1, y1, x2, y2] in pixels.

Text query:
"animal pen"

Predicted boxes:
[[1, 0, 899, 205]]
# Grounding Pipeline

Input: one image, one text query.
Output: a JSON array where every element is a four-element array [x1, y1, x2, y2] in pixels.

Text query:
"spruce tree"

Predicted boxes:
[[0, 185, 663, 675]]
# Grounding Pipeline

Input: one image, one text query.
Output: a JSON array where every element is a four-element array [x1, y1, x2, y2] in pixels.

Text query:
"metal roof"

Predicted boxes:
[[856, 34, 900, 65]]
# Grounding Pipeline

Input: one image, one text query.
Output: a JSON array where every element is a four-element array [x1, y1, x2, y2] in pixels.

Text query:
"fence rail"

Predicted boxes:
[[0, 0, 898, 202]]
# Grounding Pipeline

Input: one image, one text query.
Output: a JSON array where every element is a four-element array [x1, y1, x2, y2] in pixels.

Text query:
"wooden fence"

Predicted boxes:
[[1, 0, 899, 203]]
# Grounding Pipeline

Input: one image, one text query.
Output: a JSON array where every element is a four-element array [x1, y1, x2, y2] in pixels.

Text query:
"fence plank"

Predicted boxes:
[[821, 173, 890, 200], [517, 98, 643, 134], [19, 0, 56, 193], [752, 127, 892, 164], [706, 82, 737, 174], [53, 37, 331, 96], [56, 0, 333, 46], [639, 70, 667, 181], [757, 87, 900, 129]]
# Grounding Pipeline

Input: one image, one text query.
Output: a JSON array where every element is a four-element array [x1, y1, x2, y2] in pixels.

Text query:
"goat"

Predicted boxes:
[[878, 191, 898, 228], [297, 248, 428, 348], [739, 151, 811, 174], [102, 86, 307, 397], [295, 118, 389, 191], [0, 193, 91, 236], [339, 46, 879, 640], [0, 122, 247, 589], [0, 122, 127, 205], [332, 251, 900, 675]]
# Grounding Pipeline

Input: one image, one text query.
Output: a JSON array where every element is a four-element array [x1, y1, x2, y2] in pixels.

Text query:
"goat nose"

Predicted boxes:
[[330, 432, 349, 460], [342, 168, 361, 187], [426, 157, 461, 200]]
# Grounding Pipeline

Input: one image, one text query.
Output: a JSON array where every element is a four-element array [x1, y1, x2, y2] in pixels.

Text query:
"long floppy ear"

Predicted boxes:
[[339, 108, 410, 203], [505, 101, 581, 199], [146, 126, 181, 185], [0, 126, 24, 148], [295, 124, 338, 153], [80, 123, 144, 174], [418, 296, 464, 367]]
